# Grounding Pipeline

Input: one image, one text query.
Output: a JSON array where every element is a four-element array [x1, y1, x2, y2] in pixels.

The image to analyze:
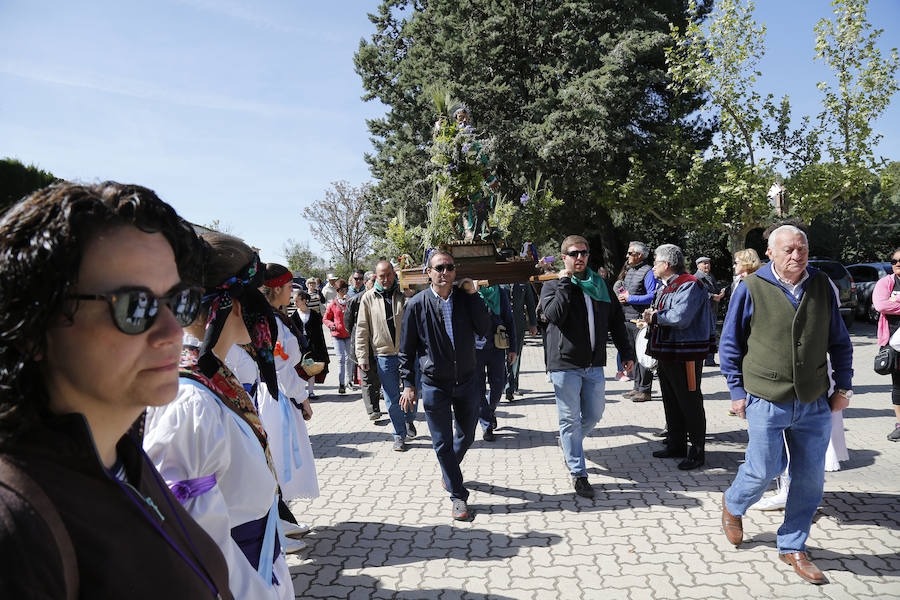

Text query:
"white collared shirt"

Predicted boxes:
[[772, 265, 810, 300]]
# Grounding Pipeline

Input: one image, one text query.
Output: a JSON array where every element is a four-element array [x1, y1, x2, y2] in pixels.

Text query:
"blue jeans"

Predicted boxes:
[[549, 367, 606, 478], [333, 337, 351, 386], [420, 378, 478, 501], [477, 348, 507, 431], [724, 394, 832, 553], [377, 354, 417, 440]]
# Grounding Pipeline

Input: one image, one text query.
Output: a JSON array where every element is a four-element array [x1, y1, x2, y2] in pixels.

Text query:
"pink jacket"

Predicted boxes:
[[872, 274, 900, 346]]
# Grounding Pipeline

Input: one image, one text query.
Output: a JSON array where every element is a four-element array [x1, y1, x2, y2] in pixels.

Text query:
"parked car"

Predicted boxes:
[[847, 262, 893, 323], [807, 258, 857, 329]]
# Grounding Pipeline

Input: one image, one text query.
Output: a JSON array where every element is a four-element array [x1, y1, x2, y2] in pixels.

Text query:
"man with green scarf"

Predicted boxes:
[[356, 260, 416, 451], [475, 284, 517, 441], [540, 235, 635, 498]]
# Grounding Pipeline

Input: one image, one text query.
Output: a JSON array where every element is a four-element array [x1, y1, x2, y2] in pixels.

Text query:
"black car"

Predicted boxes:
[[807, 258, 857, 329], [847, 262, 893, 323]]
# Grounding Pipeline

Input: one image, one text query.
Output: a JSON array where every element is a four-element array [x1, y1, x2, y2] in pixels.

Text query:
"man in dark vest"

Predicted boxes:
[[693, 256, 726, 366], [719, 225, 853, 585], [616, 241, 658, 402]]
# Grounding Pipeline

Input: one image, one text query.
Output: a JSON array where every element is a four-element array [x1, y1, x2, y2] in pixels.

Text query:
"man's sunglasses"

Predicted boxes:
[[353, 276, 364, 280], [69, 285, 203, 335], [566, 250, 589, 258], [429, 264, 456, 273], [891, 258, 900, 265]]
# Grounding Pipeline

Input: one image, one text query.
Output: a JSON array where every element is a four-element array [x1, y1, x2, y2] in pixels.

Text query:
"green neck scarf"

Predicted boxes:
[[571, 268, 610, 303], [478, 285, 502, 315], [375, 278, 398, 296]]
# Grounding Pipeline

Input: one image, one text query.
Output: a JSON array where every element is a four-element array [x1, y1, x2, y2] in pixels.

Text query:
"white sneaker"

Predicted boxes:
[[282, 537, 307, 554], [750, 488, 788, 511], [280, 519, 310, 538]]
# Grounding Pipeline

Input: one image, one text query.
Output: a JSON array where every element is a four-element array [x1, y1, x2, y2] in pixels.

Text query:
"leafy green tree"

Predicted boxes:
[[0, 158, 57, 214], [814, 0, 899, 169], [664, 0, 779, 251], [354, 0, 713, 267], [282, 239, 327, 280]]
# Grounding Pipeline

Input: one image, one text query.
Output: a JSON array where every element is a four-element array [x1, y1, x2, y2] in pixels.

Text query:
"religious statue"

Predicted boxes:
[[429, 103, 500, 243]]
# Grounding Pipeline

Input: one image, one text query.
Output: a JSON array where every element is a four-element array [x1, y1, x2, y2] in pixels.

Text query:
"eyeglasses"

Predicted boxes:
[[891, 258, 900, 265], [353, 276, 364, 280], [626, 251, 642, 256], [430, 263, 456, 273], [566, 250, 589, 258], [69, 285, 203, 335]]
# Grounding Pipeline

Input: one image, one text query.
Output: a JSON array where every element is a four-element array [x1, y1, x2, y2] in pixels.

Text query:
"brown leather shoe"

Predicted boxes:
[[779, 552, 827, 584], [721, 494, 743, 547]]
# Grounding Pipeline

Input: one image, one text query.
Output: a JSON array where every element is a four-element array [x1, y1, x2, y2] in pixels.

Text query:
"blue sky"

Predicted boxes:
[[1, 0, 898, 266]]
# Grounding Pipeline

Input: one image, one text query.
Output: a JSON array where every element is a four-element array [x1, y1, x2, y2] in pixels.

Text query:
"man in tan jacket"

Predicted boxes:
[[356, 260, 416, 451]]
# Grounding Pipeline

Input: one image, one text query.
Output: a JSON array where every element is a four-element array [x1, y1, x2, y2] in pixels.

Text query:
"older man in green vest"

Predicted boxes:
[[718, 225, 853, 585]]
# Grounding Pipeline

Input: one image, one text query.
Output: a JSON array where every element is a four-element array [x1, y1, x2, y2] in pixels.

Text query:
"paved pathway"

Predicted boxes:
[[286, 321, 900, 599]]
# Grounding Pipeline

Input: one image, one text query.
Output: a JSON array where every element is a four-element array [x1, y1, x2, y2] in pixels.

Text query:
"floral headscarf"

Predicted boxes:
[[198, 254, 279, 398]]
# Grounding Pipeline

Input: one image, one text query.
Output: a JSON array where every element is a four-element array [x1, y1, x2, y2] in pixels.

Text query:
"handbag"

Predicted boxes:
[[494, 325, 510, 349], [875, 344, 900, 375], [635, 325, 657, 371]]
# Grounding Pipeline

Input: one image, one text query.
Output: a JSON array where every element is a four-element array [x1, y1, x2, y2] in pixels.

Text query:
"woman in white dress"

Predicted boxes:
[[258, 265, 320, 524], [144, 233, 292, 600]]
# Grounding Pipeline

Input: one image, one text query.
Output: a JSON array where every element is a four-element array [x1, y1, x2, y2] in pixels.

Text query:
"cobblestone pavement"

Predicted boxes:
[[286, 321, 900, 599]]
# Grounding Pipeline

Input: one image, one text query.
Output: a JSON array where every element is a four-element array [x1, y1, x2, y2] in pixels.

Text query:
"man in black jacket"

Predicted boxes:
[[399, 251, 491, 520], [541, 235, 635, 498]]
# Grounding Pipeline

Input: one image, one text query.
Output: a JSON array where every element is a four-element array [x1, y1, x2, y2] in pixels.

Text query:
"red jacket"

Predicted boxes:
[[323, 298, 350, 338]]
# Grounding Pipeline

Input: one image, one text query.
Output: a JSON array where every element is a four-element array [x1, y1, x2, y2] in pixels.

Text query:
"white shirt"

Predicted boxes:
[[772, 265, 810, 301], [144, 373, 292, 600], [583, 290, 595, 352]]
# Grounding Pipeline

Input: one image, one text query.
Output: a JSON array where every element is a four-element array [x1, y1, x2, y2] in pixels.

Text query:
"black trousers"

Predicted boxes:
[[624, 320, 654, 393], [360, 349, 381, 415], [657, 360, 706, 452]]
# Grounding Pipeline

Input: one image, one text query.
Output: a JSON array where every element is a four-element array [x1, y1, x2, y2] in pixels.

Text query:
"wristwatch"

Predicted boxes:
[[834, 389, 853, 399]]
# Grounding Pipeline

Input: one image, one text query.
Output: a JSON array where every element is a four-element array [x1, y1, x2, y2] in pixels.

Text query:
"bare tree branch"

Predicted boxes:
[[303, 181, 372, 270]]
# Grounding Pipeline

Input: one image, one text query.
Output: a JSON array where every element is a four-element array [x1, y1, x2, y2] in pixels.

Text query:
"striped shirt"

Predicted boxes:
[[430, 287, 454, 347]]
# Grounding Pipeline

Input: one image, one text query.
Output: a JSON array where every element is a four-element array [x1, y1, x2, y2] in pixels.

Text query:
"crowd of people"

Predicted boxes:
[[1, 180, 898, 595]]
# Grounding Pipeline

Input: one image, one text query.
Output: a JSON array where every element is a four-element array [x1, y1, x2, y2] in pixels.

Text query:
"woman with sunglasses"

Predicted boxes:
[[323, 279, 352, 394], [0, 182, 231, 598], [873, 248, 900, 441], [143, 232, 293, 599], [257, 264, 319, 538]]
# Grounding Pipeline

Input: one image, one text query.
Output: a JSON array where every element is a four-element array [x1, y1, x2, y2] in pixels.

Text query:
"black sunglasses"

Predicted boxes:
[[353, 276, 364, 280], [69, 285, 203, 335], [430, 263, 456, 273], [566, 250, 589, 258], [891, 258, 900, 265]]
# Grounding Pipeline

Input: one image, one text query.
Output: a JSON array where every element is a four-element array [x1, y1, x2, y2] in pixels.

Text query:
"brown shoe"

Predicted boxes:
[[779, 552, 827, 584], [631, 391, 651, 402], [721, 494, 743, 547]]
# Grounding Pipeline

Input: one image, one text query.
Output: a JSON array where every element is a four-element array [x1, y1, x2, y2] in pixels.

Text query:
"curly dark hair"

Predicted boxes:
[[0, 181, 202, 445]]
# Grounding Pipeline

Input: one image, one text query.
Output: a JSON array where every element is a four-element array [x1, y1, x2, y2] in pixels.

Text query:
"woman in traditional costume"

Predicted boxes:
[[257, 264, 320, 539], [291, 289, 330, 399], [143, 232, 293, 600]]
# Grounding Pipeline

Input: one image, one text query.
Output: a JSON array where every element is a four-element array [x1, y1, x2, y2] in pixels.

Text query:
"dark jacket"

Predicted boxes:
[[399, 287, 492, 388], [291, 308, 330, 367], [540, 276, 634, 371], [505, 283, 537, 346], [0, 413, 233, 599]]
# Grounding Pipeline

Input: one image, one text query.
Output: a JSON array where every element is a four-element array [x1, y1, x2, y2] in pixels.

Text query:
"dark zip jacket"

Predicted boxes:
[[541, 276, 634, 371], [399, 286, 492, 388], [0, 413, 233, 599]]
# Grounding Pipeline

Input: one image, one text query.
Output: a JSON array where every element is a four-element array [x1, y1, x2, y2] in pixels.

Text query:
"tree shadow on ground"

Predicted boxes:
[[464, 480, 703, 514], [293, 570, 520, 600], [309, 431, 393, 458], [841, 406, 895, 419], [290, 520, 557, 598], [815, 492, 900, 531]]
